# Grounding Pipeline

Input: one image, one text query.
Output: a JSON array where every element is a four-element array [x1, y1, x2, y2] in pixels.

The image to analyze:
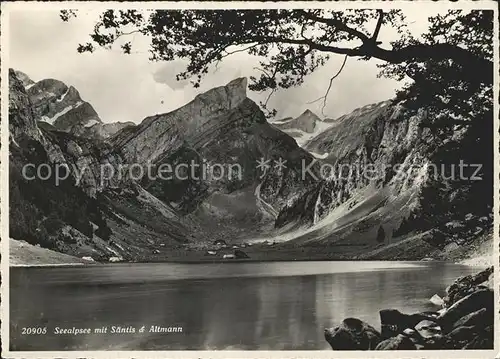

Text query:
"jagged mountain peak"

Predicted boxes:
[[13, 69, 35, 88], [142, 77, 249, 127], [300, 109, 320, 118], [272, 108, 330, 146], [29, 80, 82, 104], [192, 77, 248, 110], [13, 71, 103, 136], [112, 77, 255, 164], [11, 71, 137, 141], [227, 76, 248, 90]]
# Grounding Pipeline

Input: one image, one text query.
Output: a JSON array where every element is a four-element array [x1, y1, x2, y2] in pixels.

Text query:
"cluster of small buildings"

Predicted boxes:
[[205, 239, 252, 259]]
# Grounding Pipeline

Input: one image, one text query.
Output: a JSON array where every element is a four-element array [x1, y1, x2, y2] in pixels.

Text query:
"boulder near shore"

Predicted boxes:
[[325, 267, 494, 350]]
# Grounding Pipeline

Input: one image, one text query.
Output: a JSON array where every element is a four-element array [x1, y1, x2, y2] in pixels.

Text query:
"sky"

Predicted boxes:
[[9, 8, 439, 124]]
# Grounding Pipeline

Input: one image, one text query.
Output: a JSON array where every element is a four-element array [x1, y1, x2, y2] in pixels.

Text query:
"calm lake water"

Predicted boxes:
[[9, 261, 482, 350]]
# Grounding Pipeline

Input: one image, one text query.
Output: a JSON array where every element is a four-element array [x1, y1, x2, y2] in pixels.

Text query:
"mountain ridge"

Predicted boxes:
[[8, 69, 491, 262], [9, 69, 320, 260], [13, 70, 136, 140]]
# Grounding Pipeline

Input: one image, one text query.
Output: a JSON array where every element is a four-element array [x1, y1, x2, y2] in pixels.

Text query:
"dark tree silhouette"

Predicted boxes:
[[60, 9, 493, 116]]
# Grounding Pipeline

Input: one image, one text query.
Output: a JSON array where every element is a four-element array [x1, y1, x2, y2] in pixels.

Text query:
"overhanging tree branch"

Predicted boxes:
[[297, 10, 371, 43], [371, 10, 384, 43], [213, 35, 492, 86], [308, 55, 348, 116], [66, 8, 494, 92]]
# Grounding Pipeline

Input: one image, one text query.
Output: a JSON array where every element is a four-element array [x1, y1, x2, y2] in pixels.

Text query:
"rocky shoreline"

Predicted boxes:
[[325, 266, 494, 350]]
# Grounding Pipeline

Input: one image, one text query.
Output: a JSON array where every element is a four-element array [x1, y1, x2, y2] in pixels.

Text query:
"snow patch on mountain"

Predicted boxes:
[[309, 151, 329, 159], [287, 120, 333, 147], [272, 110, 335, 148], [85, 119, 100, 128], [56, 87, 70, 102], [40, 101, 83, 125]]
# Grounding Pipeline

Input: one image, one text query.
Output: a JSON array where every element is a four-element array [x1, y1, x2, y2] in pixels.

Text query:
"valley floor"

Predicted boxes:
[[356, 231, 493, 265], [9, 238, 89, 267], [9, 231, 493, 266]]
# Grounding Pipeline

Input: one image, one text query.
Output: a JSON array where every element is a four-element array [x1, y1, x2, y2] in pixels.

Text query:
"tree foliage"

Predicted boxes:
[[60, 9, 493, 115], [379, 10, 493, 133]]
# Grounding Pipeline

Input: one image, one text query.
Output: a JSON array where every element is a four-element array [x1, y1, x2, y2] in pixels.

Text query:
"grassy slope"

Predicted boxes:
[[355, 230, 493, 263], [9, 238, 90, 266]]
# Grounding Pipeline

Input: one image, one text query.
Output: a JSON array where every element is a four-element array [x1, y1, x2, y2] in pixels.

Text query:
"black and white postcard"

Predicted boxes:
[[1, 1, 498, 358]]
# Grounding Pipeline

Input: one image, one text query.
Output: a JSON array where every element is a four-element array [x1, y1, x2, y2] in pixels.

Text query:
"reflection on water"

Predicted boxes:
[[10, 261, 481, 350]]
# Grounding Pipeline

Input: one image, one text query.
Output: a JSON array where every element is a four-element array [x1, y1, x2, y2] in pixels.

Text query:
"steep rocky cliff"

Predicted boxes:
[[9, 70, 42, 142], [277, 100, 430, 227], [274, 98, 491, 254], [9, 69, 194, 260], [89, 121, 136, 139], [110, 77, 320, 232]]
